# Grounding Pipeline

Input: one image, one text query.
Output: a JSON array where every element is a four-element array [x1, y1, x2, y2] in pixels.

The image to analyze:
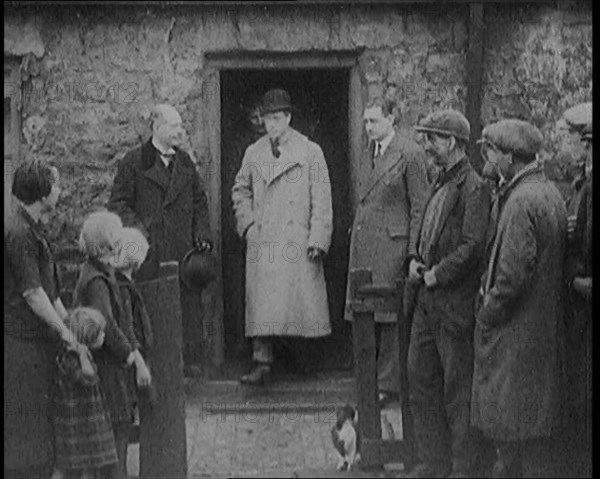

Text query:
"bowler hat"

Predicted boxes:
[[416, 109, 471, 142], [558, 102, 592, 135], [179, 246, 217, 292], [261, 89, 292, 115], [479, 119, 543, 157]]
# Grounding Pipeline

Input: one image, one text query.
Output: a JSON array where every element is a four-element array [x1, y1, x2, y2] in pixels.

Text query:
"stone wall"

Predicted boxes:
[[5, 3, 471, 250], [482, 1, 592, 192], [5, 2, 592, 249]]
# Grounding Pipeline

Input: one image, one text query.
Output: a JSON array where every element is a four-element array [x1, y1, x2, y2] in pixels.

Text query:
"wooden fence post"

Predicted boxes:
[[138, 261, 187, 479], [348, 268, 416, 471]]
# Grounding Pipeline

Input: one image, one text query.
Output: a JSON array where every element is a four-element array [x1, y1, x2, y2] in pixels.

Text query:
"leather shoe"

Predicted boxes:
[[406, 463, 451, 478], [239, 363, 272, 386]]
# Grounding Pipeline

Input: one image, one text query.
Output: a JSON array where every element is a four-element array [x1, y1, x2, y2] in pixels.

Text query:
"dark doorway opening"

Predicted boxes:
[[220, 68, 353, 377]]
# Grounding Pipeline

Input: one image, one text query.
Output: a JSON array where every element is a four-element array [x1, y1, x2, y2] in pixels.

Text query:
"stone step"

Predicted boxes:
[[184, 374, 357, 414]]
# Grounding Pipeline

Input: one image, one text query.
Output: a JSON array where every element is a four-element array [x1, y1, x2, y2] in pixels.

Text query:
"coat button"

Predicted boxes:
[[356, 226, 361, 231]]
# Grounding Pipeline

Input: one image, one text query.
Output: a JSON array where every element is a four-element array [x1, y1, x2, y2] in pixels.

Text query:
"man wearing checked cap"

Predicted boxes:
[[405, 109, 491, 478], [472, 119, 568, 477], [559, 103, 592, 478]]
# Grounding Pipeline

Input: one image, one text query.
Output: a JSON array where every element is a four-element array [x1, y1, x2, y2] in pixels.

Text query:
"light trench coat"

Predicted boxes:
[[232, 128, 333, 338]]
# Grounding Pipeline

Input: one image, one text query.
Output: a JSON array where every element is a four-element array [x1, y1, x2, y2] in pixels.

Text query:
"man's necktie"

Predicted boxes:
[[270, 138, 280, 158], [372, 141, 382, 169], [162, 153, 175, 176]]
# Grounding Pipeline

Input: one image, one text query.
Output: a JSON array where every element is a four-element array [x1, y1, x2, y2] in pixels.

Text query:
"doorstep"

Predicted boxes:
[[184, 371, 357, 414]]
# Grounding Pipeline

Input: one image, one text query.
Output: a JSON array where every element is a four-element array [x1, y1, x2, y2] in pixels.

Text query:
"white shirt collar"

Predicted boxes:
[[377, 130, 395, 156], [152, 137, 176, 166]]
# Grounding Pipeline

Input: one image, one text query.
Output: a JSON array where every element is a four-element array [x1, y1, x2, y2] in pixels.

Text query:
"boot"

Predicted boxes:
[[239, 363, 272, 386]]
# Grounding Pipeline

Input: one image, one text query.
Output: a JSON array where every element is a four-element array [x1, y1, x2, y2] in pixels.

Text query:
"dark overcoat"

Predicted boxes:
[[409, 157, 491, 330], [471, 164, 568, 441], [344, 132, 430, 323], [108, 138, 211, 281], [563, 173, 592, 464]]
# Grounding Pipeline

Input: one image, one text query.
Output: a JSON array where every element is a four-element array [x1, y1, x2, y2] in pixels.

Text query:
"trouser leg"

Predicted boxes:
[[252, 337, 274, 365], [407, 302, 450, 470], [180, 284, 204, 366], [376, 322, 401, 394], [438, 320, 476, 474], [113, 422, 131, 479]]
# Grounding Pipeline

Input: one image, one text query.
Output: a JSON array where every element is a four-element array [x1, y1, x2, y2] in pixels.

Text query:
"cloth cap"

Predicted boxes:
[[479, 119, 543, 157], [558, 102, 592, 135], [261, 89, 292, 115], [415, 109, 471, 142]]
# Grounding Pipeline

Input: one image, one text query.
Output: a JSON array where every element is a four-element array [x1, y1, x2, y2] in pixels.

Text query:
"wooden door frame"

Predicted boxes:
[[204, 50, 364, 370]]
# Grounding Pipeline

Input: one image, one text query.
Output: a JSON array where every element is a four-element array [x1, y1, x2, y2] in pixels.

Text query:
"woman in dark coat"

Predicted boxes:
[[4, 160, 85, 479]]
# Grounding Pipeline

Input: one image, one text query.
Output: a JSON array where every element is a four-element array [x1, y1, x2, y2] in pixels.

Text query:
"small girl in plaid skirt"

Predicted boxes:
[[51, 307, 118, 479]]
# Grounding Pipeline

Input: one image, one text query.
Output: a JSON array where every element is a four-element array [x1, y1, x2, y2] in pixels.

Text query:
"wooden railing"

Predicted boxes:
[[347, 268, 416, 471]]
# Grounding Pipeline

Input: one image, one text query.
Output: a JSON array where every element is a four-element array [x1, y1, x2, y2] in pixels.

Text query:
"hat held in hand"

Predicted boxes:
[[179, 246, 217, 292]]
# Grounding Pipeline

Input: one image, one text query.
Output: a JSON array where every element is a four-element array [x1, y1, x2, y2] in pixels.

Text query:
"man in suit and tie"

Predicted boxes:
[[108, 104, 212, 366], [345, 97, 430, 407], [405, 109, 491, 478]]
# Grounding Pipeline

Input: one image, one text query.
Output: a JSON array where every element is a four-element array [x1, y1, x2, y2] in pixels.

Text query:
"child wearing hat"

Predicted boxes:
[[74, 211, 137, 478], [51, 307, 119, 479], [113, 227, 155, 407]]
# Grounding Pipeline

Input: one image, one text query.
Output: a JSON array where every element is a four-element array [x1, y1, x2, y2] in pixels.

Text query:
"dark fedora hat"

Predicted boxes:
[[179, 246, 217, 292], [260, 89, 293, 115]]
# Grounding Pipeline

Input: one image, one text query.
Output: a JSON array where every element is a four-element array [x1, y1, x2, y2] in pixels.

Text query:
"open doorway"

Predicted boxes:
[[220, 68, 353, 376]]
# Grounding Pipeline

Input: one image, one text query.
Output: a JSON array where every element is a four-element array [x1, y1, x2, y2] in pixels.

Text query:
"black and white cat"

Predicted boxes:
[[331, 405, 361, 471]]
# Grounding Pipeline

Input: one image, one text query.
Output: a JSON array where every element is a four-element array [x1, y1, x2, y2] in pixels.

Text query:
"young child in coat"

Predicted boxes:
[[51, 307, 118, 479], [74, 212, 137, 479], [113, 227, 155, 408]]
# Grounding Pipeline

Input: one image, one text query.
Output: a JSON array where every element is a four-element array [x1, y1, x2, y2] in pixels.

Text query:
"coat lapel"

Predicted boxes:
[[143, 142, 171, 192], [483, 163, 545, 295], [427, 160, 469, 249], [163, 152, 190, 207], [264, 131, 302, 188], [265, 158, 301, 187], [360, 134, 402, 203]]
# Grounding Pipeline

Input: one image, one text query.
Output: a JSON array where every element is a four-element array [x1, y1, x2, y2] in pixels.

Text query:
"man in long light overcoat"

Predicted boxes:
[[344, 97, 430, 406], [232, 89, 333, 385], [472, 119, 568, 478]]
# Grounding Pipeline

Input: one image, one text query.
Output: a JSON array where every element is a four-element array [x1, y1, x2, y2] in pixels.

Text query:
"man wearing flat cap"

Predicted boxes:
[[232, 89, 333, 385], [472, 119, 568, 477], [558, 102, 593, 230], [405, 109, 490, 478], [560, 103, 592, 478]]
